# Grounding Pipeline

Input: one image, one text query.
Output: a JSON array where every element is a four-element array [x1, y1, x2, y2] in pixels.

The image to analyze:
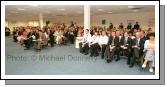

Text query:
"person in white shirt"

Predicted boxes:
[[98, 31, 109, 59], [79, 29, 91, 55], [142, 33, 155, 72], [89, 31, 100, 57]]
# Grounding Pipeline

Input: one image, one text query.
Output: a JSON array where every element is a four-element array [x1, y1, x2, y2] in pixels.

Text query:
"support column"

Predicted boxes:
[[84, 5, 90, 35], [39, 13, 43, 29]]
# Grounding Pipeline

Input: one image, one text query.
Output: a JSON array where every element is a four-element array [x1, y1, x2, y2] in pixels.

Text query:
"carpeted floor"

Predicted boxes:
[[5, 37, 154, 75]]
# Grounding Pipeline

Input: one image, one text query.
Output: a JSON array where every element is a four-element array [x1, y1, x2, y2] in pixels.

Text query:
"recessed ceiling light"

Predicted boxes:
[[17, 8, 25, 11], [107, 12, 113, 13], [97, 9, 104, 11], [58, 8, 65, 11], [128, 6, 135, 9], [132, 9, 139, 12], [31, 5, 39, 6]]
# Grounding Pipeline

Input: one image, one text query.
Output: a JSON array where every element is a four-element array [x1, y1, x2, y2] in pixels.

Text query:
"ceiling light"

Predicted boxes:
[[132, 9, 139, 12], [107, 12, 113, 13], [59, 9, 65, 11], [128, 6, 134, 8], [31, 5, 39, 6], [17, 8, 25, 11], [97, 9, 104, 11]]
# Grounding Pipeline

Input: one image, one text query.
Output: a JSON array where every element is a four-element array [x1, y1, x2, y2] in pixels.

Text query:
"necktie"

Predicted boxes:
[[112, 37, 115, 46], [137, 39, 140, 46], [124, 37, 127, 46]]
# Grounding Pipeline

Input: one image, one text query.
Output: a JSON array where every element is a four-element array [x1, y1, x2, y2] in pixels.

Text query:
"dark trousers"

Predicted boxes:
[[131, 48, 143, 65], [49, 37, 54, 47], [25, 37, 33, 49], [79, 42, 83, 53], [101, 44, 107, 58], [90, 43, 100, 56], [69, 35, 75, 44], [13, 35, 17, 42], [79, 42, 89, 54], [105, 46, 120, 60], [5, 32, 10, 36], [120, 48, 132, 63]]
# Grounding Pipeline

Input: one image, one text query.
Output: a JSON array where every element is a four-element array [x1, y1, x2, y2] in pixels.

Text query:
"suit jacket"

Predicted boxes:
[[107, 36, 120, 47], [132, 37, 145, 52], [134, 24, 140, 30], [49, 30, 55, 39], [120, 36, 132, 49], [27, 32, 36, 39]]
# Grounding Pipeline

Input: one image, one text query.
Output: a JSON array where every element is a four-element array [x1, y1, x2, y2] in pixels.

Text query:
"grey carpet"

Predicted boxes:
[[5, 37, 154, 75]]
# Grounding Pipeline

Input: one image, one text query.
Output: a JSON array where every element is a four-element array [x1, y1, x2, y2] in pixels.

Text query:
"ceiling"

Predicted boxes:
[[91, 5, 155, 15], [5, 5, 154, 21], [5, 5, 84, 21]]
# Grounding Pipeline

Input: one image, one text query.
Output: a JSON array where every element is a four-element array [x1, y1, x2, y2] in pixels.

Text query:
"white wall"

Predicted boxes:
[[91, 11, 155, 31], [44, 16, 84, 26], [6, 11, 155, 31]]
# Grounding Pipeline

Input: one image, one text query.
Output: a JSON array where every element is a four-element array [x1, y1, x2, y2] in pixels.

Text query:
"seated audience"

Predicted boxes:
[[7, 22, 155, 73]]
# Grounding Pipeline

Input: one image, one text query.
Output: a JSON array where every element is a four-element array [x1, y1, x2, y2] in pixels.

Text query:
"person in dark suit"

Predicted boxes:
[[68, 27, 75, 44], [134, 22, 140, 30], [119, 22, 124, 29], [120, 31, 132, 65], [13, 28, 18, 42], [139, 30, 147, 65], [109, 23, 113, 31], [141, 30, 147, 41], [104, 31, 120, 63], [49, 29, 55, 47], [5, 27, 10, 36], [24, 29, 37, 50], [130, 31, 145, 67], [127, 23, 132, 30]]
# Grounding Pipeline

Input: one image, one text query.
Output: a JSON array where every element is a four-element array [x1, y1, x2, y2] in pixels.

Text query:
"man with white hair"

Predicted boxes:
[[130, 31, 145, 68]]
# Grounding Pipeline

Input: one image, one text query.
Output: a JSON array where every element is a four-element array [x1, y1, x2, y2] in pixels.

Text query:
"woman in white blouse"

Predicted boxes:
[[142, 33, 155, 72]]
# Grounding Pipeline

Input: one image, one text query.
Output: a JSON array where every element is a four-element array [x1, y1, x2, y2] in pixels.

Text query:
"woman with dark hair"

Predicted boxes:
[[142, 32, 155, 72]]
